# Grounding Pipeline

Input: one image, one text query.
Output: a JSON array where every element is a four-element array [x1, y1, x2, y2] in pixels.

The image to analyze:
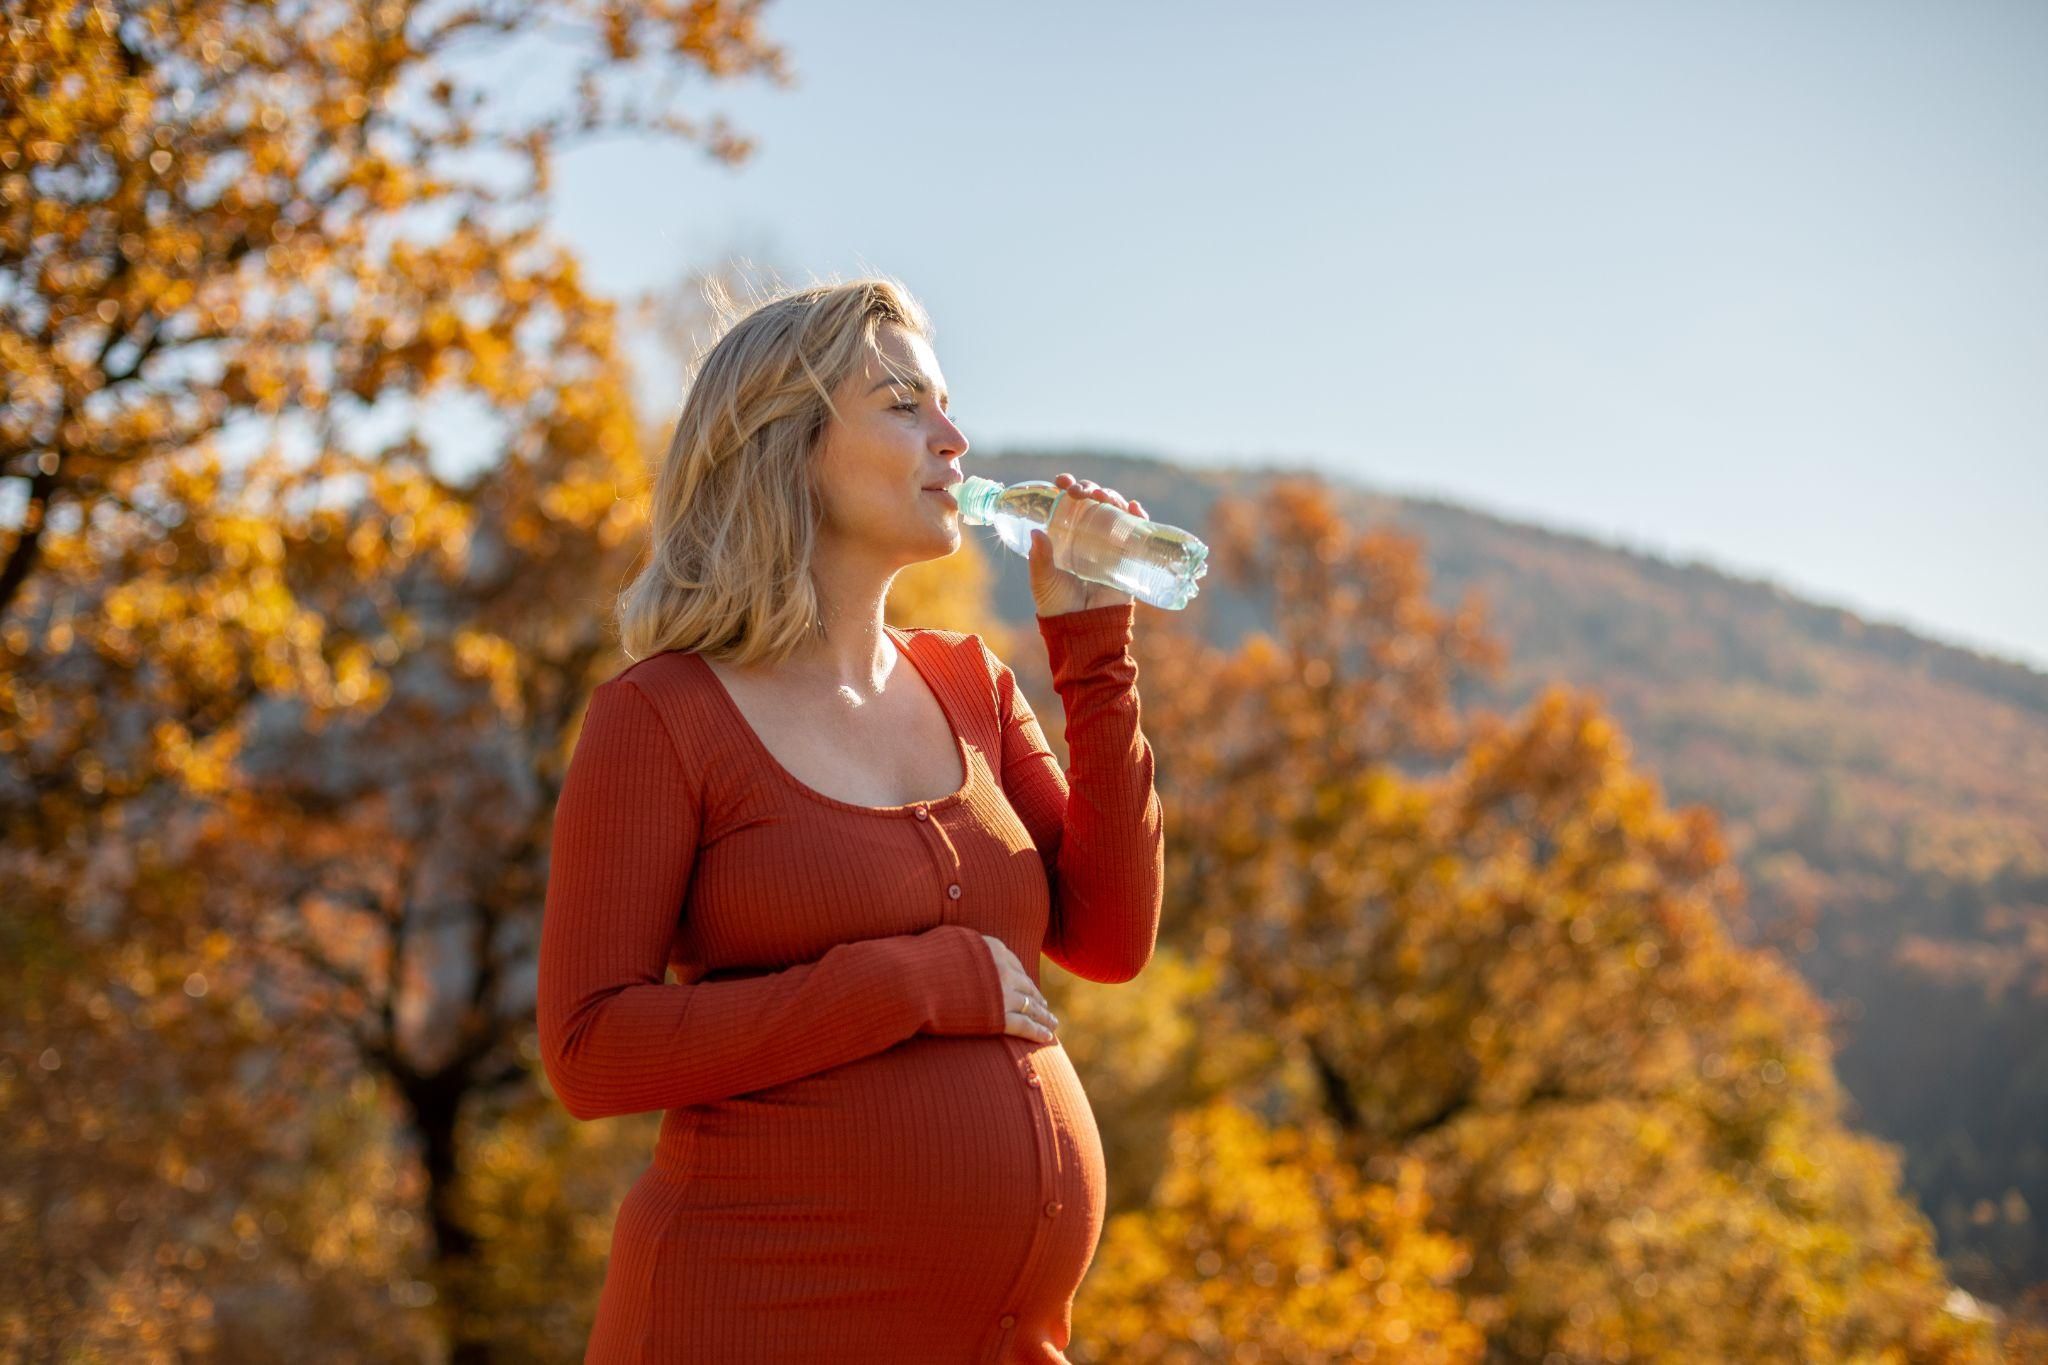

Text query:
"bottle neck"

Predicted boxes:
[[956, 475, 1006, 524]]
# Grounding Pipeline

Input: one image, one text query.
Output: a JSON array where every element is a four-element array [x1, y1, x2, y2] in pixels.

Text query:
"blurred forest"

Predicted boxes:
[[4, 2, 2041, 1362], [966, 447, 2048, 1323]]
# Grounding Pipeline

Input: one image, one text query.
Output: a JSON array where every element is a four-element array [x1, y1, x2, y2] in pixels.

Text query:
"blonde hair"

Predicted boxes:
[[616, 273, 937, 667]]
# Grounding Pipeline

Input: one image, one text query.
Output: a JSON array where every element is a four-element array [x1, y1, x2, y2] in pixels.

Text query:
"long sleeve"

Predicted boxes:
[[536, 676, 1007, 1121], [982, 601, 1164, 984]]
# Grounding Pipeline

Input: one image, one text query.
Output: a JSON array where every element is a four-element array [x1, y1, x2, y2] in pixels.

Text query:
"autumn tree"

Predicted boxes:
[[1081, 1097, 1484, 1363], [2, 0, 788, 805], [1066, 479, 2001, 1362], [4, 2, 792, 1358]]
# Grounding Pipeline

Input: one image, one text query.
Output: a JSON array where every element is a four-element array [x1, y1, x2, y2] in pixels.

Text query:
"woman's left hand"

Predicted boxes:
[[1030, 473, 1149, 618]]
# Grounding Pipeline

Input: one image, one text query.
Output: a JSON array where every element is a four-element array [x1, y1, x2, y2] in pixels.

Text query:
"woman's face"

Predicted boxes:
[[813, 321, 969, 565]]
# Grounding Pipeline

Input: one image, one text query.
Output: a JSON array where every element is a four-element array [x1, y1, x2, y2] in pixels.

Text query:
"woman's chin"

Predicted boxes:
[[896, 497, 958, 554]]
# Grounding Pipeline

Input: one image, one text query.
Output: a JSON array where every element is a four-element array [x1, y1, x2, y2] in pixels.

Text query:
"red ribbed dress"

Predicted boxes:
[[536, 602, 1164, 1364]]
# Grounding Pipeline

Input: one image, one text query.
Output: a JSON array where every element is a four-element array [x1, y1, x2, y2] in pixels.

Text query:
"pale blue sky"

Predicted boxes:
[[540, 0, 2045, 670]]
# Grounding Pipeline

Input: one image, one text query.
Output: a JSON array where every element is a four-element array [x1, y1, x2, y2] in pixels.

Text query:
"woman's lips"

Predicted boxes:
[[923, 488, 956, 506]]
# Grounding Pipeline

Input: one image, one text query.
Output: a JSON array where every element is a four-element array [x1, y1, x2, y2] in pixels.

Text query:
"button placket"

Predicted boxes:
[[908, 802, 965, 922], [985, 1311, 1018, 1363], [988, 1054, 1064, 1359]]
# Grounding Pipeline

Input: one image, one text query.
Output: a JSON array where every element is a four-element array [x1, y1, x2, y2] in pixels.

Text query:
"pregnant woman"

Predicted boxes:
[[535, 276, 1165, 1363]]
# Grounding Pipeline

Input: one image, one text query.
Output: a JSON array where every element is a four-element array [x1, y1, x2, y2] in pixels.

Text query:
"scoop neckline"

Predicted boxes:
[[685, 624, 974, 818]]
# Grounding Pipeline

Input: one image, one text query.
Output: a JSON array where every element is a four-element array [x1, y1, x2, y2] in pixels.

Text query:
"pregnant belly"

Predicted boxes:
[[632, 1033, 1107, 1337]]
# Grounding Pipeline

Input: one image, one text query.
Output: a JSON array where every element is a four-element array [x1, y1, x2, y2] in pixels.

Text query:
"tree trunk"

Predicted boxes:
[[397, 1067, 492, 1365]]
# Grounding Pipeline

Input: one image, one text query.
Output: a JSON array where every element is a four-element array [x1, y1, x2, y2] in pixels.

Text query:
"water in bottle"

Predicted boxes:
[[945, 476, 1208, 611]]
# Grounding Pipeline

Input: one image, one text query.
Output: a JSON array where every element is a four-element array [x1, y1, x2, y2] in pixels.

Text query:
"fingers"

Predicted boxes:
[[981, 932, 1057, 1041], [1006, 1010, 1058, 1043], [1055, 472, 1138, 516], [982, 933, 1055, 1015], [1008, 995, 1059, 1040], [1005, 971, 1052, 1018], [1007, 989, 1060, 1041]]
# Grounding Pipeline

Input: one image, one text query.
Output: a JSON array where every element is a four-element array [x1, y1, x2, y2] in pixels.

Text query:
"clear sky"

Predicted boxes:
[[538, 0, 2047, 671]]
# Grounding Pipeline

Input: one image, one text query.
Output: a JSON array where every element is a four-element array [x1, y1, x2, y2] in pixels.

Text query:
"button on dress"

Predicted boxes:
[[536, 602, 1164, 1363]]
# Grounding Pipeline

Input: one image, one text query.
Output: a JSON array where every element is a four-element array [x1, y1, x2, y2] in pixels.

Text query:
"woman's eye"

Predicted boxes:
[[892, 402, 918, 413]]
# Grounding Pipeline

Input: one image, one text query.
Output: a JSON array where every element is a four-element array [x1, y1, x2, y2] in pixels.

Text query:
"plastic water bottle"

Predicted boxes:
[[946, 476, 1209, 610]]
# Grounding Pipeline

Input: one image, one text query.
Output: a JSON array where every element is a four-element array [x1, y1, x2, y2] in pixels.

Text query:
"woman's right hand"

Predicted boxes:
[[979, 933, 1059, 1042]]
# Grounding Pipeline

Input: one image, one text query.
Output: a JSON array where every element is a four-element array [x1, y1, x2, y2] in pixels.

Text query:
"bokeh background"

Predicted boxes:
[[5, 1, 2043, 1360]]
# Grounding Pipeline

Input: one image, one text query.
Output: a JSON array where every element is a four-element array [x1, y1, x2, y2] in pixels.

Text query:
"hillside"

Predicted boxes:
[[966, 447, 2047, 1306]]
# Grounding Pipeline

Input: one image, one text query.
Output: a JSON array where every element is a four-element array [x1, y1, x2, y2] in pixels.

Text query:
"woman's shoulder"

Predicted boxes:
[[606, 647, 701, 690], [584, 651, 725, 745], [570, 653, 727, 791]]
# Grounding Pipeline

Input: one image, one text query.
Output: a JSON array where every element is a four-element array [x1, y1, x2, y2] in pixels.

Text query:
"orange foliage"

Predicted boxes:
[[1077, 1097, 1483, 1363], [1065, 477, 2004, 1362], [3, 2, 786, 1357]]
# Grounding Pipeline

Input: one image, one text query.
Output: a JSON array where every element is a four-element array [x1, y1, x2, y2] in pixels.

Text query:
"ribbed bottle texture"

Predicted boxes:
[[947, 476, 1209, 610]]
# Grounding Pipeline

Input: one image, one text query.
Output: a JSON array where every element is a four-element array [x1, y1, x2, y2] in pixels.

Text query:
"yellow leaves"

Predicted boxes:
[[215, 353, 299, 415], [538, 469, 626, 533], [464, 321, 515, 395], [4, 8, 809, 1357], [211, 516, 284, 570], [453, 628, 521, 717], [345, 514, 387, 568], [422, 305, 460, 347], [44, 9, 77, 60], [336, 463, 477, 578], [329, 640, 387, 708], [150, 716, 244, 795], [1075, 1096, 1484, 1363], [1635, 1110, 1677, 1158], [1050, 945, 1213, 1098]]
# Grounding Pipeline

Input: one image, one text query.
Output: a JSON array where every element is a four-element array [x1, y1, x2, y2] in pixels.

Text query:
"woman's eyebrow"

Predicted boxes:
[[868, 374, 948, 405]]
